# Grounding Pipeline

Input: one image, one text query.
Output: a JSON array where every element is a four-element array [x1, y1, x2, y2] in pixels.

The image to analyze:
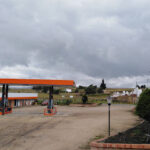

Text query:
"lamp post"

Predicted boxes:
[[107, 96, 112, 136]]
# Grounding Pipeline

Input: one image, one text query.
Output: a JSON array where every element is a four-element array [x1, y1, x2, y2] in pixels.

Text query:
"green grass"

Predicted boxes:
[[0, 87, 135, 105], [106, 88, 133, 92], [38, 92, 109, 104]]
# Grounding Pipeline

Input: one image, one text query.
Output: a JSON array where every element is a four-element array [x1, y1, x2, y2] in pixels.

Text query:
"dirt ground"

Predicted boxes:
[[0, 104, 140, 150]]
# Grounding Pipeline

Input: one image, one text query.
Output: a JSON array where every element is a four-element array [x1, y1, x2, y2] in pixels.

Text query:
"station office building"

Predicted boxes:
[[0, 93, 38, 107]]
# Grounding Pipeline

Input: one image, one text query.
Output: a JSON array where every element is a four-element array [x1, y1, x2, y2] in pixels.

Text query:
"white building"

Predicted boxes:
[[66, 89, 72, 93]]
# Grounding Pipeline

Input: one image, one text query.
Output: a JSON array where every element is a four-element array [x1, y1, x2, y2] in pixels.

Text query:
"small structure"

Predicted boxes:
[[66, 88, 72, 93], [132, 87, 142, 97], [0, 93, 37, 107], [112, 88, 142, 104], [112, 92, 121, 97]]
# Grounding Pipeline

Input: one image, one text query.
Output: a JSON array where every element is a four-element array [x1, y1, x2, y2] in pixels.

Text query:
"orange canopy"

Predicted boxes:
[[0, 78, 75, 86]]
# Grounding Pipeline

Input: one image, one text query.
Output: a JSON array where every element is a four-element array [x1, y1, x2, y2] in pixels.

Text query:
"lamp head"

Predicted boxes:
[[107, 96, 112, 105]]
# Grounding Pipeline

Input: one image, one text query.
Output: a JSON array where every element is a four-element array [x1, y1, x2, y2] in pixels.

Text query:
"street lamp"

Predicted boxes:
[[107, 96, 112, 136]]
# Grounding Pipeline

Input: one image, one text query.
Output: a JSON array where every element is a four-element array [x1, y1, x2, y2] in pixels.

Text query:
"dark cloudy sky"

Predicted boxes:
[[0, 0, 150, 87]]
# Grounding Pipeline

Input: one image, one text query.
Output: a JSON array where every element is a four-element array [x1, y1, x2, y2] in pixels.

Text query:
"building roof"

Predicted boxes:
[[0, 78, 75, 86], [0, 93, 38, 101]]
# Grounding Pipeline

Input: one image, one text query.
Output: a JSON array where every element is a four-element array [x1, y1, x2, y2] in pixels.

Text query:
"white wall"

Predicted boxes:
[[0, 93, 38, 98]]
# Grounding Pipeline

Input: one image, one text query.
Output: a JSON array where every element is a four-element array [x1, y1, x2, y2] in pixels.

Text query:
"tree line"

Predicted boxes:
[[33, 79, 107, 95], [78, 79, 106, 95]]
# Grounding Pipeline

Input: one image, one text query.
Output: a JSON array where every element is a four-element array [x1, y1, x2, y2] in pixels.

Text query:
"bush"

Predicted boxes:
[[37, 99, 43, 105], [82, 95, 88, 104], [56, 99, 72, 105], [75, 89, 79, 93], [85, 84, 97, 94], [78, 86, 86, 89], [136, 89, 150, 121], [53, 89, 60, 94], [97, 88, 103, 93]]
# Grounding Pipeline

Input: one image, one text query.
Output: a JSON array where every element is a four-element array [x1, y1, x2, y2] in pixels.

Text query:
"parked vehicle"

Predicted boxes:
[[41, 100, 49, 106]]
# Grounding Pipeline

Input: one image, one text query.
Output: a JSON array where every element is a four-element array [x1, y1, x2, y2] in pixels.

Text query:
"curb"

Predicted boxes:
[[90, 137, 150, 149]]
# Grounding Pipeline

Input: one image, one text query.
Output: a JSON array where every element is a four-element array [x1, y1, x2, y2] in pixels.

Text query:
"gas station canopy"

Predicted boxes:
[[0, 78, 75, 116], [0, 78, 75, 86]]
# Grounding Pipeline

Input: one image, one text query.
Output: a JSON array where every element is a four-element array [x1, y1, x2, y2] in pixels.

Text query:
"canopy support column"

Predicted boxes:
[[0, 84, 12, 116], [6, 84, 9, 107], [48, 86, 53, 110], [2, 84, 5, 115], [44, 86, 57, 116]]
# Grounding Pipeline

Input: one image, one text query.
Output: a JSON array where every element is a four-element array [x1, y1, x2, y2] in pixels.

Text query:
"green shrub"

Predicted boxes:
[[97, 88, 103, 93], [85, 85, 97, 94], [37, 99, 43, 105], [136, 89, 150, 121], [53, 89, 60, 94], [82, 95, 88, 104], [75, 89, 79, 93], [56, 99, 72, 105]]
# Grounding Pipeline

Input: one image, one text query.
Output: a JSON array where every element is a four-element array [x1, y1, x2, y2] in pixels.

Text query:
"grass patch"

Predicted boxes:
[[55, 99, 72, 105], [2, 88, 136, 105]]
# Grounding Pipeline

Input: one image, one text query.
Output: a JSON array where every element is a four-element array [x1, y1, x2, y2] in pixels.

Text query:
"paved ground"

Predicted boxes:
[[0, 104, 140, 150]]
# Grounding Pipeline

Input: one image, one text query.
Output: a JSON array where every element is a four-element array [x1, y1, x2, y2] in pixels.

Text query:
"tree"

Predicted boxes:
[[82, 95, 88, 104], [136, 84, 140, 89], [97, 88, 103, 94], [78, 85, 86, 89], [141, 85, 146, 89], [53, 89, 60, 94], [75, 88, 79, 93], [41, 86, 49, 93], [32, 86, 49, 93], [32, 86, 42, 91], [33, 86, 60, 94], [136, 89, 150, 122], [100, 79, 106, 90], [85, 84, 97, 94]]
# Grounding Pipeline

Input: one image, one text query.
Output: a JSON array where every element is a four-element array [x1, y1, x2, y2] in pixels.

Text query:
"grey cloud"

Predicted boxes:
[[0, 0, 150, 87]]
